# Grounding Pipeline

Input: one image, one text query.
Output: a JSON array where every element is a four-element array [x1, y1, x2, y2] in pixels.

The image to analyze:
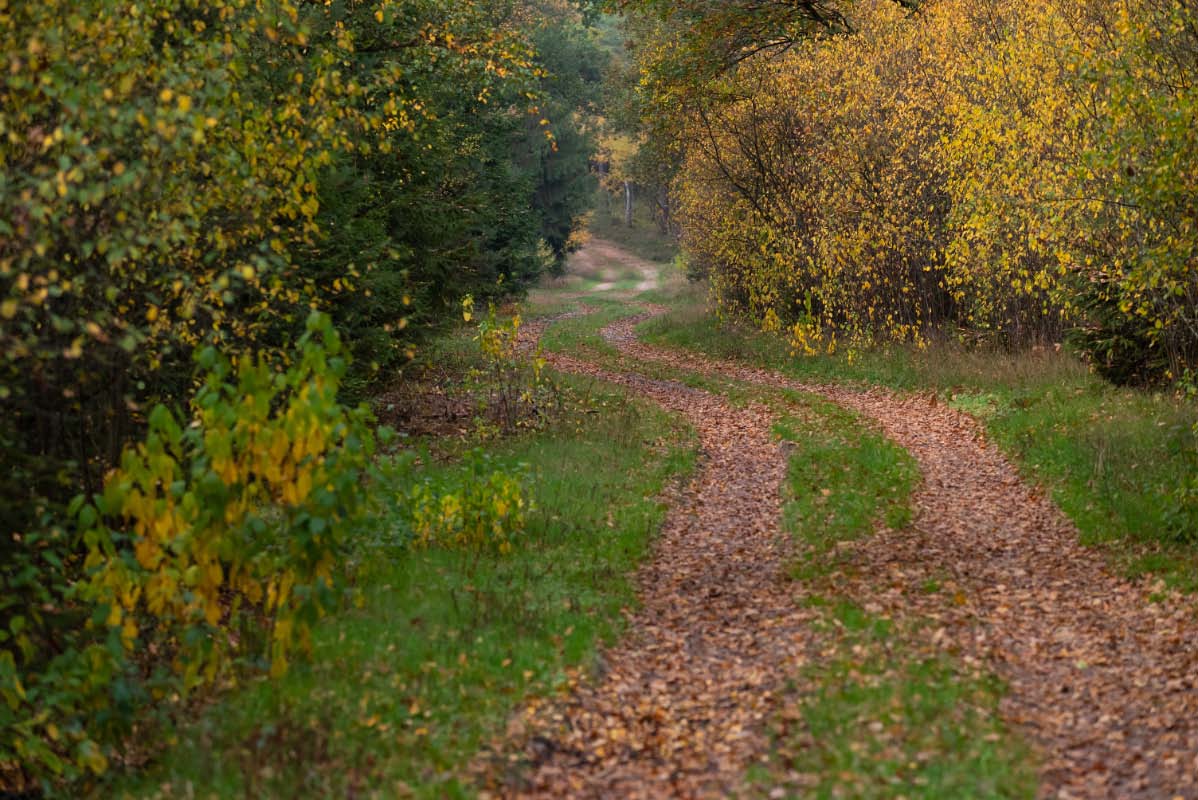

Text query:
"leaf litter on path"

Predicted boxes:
[[482, 293, 1198, 799], [476, 345, 818, 798], [604, 308, 1198, 800]]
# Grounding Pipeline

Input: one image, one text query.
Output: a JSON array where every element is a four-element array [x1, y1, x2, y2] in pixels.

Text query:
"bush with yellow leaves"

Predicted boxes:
[[1, 314, 378, 790], [666, 0, 1198, 383], [405, 449, 532, 555], [462, 295, 552, 436]]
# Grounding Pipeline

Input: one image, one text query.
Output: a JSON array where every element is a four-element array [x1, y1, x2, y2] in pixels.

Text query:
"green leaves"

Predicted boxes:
[[402, 449, 533, 555], [2, 315, 380, 788], [0, 0, 602, 792]]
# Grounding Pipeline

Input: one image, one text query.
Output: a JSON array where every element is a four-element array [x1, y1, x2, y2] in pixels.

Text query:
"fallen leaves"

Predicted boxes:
[[475, 314, 812, 797], [611, 306, 1198, 799], [478, 298, 1198, 799]]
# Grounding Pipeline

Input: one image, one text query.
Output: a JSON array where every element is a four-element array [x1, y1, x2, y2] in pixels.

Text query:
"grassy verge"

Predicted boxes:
[[772, 403, 918, 580], [641, 302, 1198, 590], [757, 600, 1035, 799], [107, 374, 696, 798]]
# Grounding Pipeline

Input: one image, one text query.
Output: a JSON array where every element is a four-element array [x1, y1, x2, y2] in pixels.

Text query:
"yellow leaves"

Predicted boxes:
[[203, 597, 222, 627], [211, 456, 238, 485], [280, 466, 313, 506], [675, 0, 1159, 348], [120, 616, 138, 648], [134, 538, 162, 570], [407, 454, 529, 554], [77, 741, 108, 776], [144, 572, 176, 617], [269, 428, 290, 467], [75, 320, 375, 709]]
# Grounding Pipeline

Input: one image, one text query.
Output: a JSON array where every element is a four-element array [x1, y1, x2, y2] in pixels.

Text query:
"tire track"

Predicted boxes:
[[605, 308, 1198, 799]]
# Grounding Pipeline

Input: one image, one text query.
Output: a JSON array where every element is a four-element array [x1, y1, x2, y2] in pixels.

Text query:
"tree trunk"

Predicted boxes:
[[624, 180, 634, 227], [655, 187, 671, 235]]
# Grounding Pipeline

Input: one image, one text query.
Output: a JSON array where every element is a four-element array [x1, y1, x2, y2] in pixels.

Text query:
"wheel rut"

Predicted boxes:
[[498, 348, 812, 798], [493, 303, 1198, 799], [606, 309, 1198, 800]]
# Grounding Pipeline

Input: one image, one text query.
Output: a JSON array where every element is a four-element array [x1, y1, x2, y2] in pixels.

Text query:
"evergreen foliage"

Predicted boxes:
[[0, 0, 601, 791]]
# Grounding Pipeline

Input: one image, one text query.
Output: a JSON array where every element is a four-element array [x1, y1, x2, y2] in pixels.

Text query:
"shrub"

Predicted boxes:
[[644, 0, 1198, 383], [404, 449, 532, 555], [462, 296, 553, 436], [1, 314, 379, 792]]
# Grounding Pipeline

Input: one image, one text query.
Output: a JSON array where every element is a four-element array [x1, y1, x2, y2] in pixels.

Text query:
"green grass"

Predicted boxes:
[[641, 301, 1198, 589], [754, 397, 1031, 798], [773, 401, 919, 580], [536, 298, 625, 357], [107, 377, 696, 798], [756, 601, 1036, 799], [534, 298, 781, 408], [521, 294, 584, 321]]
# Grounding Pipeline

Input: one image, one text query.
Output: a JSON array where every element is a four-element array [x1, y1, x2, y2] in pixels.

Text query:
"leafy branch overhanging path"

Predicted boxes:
[[488, 251, 1198, 798]]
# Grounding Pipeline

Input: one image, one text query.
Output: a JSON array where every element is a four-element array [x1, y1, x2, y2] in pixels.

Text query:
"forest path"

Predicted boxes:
[[543, 238, 660, 295], [499, 241, 1198, 799], [501, 324, 815, 797], [607, 309, 1198, 799]]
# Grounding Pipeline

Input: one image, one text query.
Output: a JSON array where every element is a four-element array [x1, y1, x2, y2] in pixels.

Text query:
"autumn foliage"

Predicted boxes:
[[632, 0, 1198, 385], [0, 0, 590, 791]]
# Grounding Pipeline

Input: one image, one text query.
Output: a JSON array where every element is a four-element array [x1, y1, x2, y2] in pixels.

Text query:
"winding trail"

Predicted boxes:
[[608, 310, 1198, 799], [502, 344, 813, 797], [502, 286, 1198, 798]]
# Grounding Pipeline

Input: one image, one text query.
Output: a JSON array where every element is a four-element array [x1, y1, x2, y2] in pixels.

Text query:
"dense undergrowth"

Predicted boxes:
[[623, 0, 1198, 387], [1, 1, 606, 789]]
